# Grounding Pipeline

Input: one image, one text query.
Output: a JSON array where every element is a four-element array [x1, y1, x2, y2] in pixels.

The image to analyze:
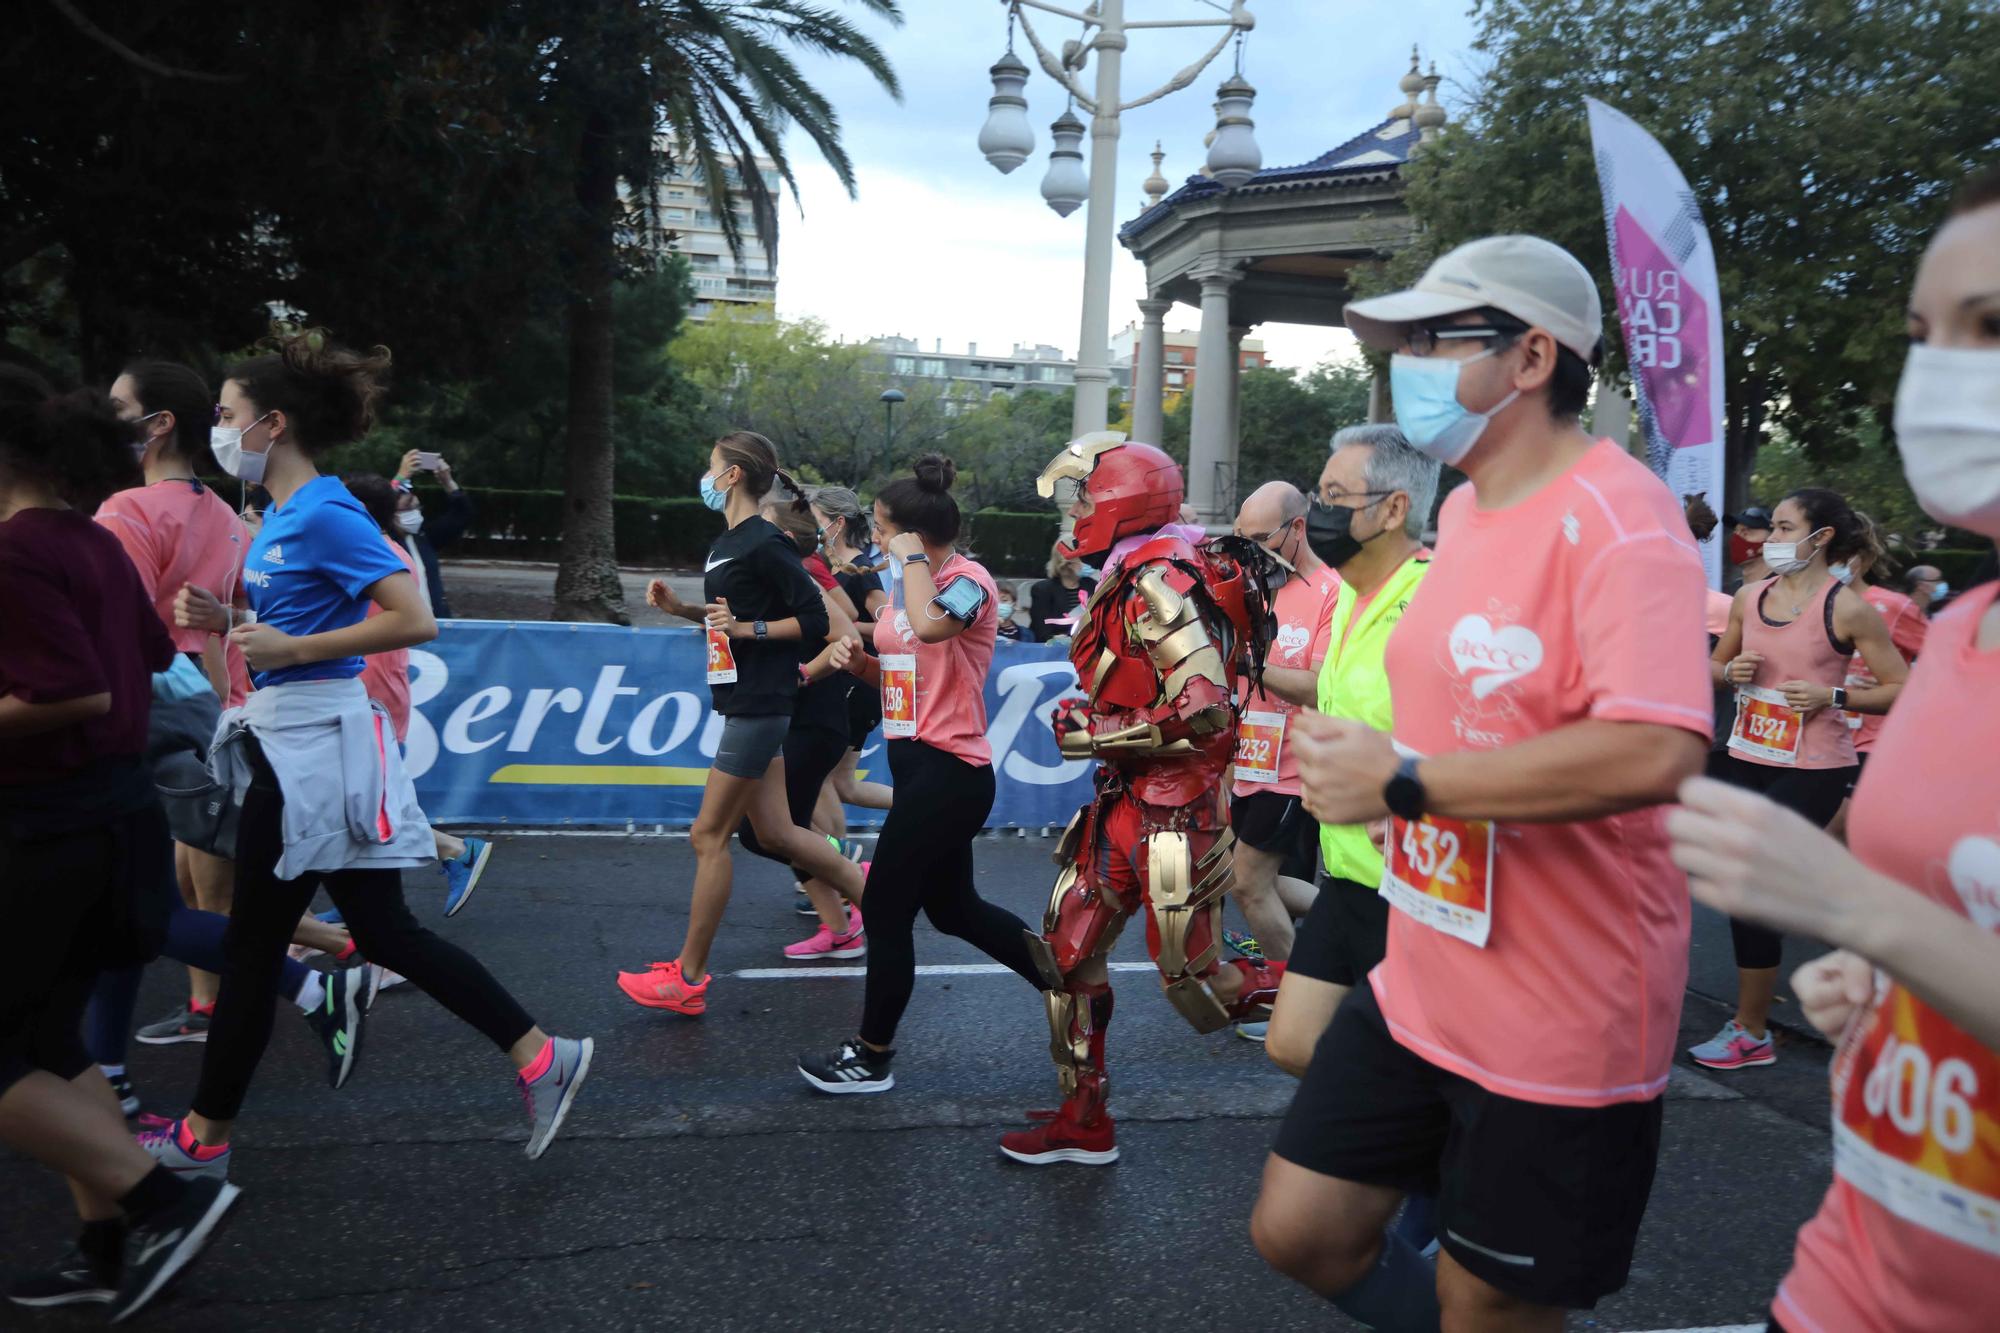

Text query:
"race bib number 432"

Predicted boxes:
[[1378, 744, 1495, 948], [1728, 684, 1802, 763], [880, 653, 917, 738]]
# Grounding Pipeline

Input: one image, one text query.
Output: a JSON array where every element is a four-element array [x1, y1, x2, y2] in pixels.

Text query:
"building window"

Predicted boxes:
[[920, 359, 945, 377], [1167, 370, 1186, 386], [665, 209, 687, 221], [894, 357, 916, 375], [1166, 350, 1186, 365]]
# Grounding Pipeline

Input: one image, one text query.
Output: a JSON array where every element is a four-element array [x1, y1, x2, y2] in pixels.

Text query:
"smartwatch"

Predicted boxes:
[[1830, 685, 1848, 710], [753, 619, 769, 640], [903, 552, 930, 566], [1383, 755, 1427, 822]]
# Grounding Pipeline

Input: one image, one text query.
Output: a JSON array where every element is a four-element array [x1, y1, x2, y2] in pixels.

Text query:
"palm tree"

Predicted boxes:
[[547, 0, 902, 622]]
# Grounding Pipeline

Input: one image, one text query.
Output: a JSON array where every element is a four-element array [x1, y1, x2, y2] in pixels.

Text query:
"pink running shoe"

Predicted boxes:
[[783, 906, 867, 961], [615, 958, 708, 1014]]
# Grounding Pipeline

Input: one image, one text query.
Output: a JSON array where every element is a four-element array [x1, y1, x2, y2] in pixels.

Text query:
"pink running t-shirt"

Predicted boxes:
[[1844, 583, 1927, 753], [872, 553, 998, 766], [359, 536, 418, 743], [1232, 564, 1341, 799], [1370, 440, 1713, 1108], [95, 480, 249, 654], [1730, 577, 1858, 770], [1775, 582, 2000, 1333]]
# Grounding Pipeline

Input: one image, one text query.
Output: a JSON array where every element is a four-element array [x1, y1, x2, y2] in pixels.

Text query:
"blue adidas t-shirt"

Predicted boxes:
[[242, 475, 410, 688]]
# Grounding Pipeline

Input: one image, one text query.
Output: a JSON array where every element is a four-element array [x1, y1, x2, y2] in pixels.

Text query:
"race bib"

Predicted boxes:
[[1378, 745, 1495, 948], [1233, 710, 1286, 784], [881, 653, 917, 738], [1728, 684, 1803, 763], [1831, 980, 2000, 1256], [705, 629, 738, 685]]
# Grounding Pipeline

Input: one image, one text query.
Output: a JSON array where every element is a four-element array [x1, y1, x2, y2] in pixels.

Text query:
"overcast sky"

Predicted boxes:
[[773, 1, 1481, 372]]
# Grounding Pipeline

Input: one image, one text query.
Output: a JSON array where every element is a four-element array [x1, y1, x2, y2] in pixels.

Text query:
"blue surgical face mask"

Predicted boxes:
[[1828, 562, 1853, 584], [1077, 562, 1100, 579], [698, 469, 731, 512], [1390, 348, 1521, 467]]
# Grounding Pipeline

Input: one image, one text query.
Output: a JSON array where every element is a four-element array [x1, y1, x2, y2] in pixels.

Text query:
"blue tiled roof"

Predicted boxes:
[[1121, 116, 1420, 241]]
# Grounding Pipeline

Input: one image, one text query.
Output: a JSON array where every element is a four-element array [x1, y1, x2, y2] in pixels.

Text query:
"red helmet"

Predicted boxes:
[[1036, 433, 1185, 559]]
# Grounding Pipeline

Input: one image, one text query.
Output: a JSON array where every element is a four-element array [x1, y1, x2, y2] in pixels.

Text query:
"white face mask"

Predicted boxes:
[[1894, 343, 2000, 537], [210, 412, 274, 483], [396, 510, 424, 534], [1761, 528, 1827, 578]]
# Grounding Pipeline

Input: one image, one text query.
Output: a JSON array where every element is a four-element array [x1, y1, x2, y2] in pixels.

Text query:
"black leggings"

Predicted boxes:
[[737, 723, 849, 883], [859, 741, 1047, 1047], [0, 802, 167, 1095], [193, 743, 536, 1121], [1711, 752, 1856, 969]]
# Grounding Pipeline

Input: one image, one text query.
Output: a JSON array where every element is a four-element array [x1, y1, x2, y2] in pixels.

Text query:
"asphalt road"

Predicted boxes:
[[4, 835, 1834, 1332]]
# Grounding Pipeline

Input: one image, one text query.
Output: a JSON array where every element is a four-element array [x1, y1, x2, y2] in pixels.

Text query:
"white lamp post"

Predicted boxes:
[[979, 1, 1257, 438]]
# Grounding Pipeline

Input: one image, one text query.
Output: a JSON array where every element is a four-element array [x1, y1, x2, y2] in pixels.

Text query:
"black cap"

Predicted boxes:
[[1726, 506, 1772, 530]]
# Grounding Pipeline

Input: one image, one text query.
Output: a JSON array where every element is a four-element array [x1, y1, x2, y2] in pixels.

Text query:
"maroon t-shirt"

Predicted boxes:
[[0, 507, 174, 785]]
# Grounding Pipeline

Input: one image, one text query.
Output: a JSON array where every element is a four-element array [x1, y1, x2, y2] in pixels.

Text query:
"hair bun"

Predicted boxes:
[[913, 453, 956, 494]]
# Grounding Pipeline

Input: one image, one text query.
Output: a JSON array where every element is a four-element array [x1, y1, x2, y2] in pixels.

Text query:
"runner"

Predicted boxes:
[[1665, 167, 2000, 1333], [1693, 486, 1906, 1071], [733, 491, 867, 959], [1223, 480, 1341, 1034], [342, 473, 492, 916], [797, 454, 1049, 1094], [1825, 510, 1928, 842], [97, 361, 248, 1048], [1262, 425, 1436, 1082], [0, 367, 239, 1320], [146, 329, 592, 1181], [1254, 235, 1712, 1329], [809, 484, 893, 825], [617, 432, 865, 1013]]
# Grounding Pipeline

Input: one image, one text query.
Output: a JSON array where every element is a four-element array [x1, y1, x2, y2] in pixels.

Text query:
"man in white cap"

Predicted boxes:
[[1250, 235, 1713, 1331]]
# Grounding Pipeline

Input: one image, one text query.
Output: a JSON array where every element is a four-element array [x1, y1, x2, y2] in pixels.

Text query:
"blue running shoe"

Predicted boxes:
[[314, 907, 344, 927], [441, 836, 492, 918], [1222, 929, 1265, 961]]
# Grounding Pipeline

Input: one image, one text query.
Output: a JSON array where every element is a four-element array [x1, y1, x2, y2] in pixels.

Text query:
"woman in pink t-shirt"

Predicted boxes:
[[1698, 487, 1908, 1072], [796, 454, 1050, 1094], [1669, 167, 2000, 1333]]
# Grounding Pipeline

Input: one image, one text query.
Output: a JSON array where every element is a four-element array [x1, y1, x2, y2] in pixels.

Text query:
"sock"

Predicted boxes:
[[519, 1038, 554, 1083], [335, 939, 359, 962], [190, 999, 215, 1017], [99, 1063, 126, 1080], [1329, 1229, 1442, 1333], [293, 972, 327, 1013], [118, 1165, 188, 1223], [174, 1120, 229, 1162], [78, 1217, 125, 1272]]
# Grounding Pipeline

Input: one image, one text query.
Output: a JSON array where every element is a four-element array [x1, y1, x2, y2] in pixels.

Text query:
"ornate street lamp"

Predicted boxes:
[[976, 0, 1256, 438]]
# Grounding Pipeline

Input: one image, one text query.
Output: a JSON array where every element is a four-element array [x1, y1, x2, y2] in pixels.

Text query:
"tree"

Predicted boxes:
[[1157, 360, 1373, 508], [541, 1, 902, 623], [1378, 0, 2000, 507]]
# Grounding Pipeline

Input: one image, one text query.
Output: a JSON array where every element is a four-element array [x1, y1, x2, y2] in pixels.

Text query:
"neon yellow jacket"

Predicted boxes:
[[1316, 551, 1432, 886]]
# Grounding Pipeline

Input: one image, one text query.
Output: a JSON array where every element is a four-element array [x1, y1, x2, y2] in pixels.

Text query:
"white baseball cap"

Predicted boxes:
[[1345, 235, 1603, 363]]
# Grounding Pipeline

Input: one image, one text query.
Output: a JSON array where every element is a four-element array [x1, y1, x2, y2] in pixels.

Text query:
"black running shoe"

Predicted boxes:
[[797, 1039, 895, 1094], [304, 965, 367, 1090], [112, 1176, 240, 1324], [107, 1072, 141, 1117], [7, 1246, 118, 1309]]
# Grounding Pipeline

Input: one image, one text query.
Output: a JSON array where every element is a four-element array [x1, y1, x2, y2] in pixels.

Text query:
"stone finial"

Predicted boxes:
[[1142, 140, 1170, 208], [1392, 45, 1423, 120], [1415, 62, 1447, 141]]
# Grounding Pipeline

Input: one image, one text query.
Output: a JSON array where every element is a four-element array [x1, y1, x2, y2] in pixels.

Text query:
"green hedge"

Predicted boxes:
[[1882, 547, 1992, 588], [446, 488, 725, 567], [964, 510, 1063, 580], [442, 488, 1062, 575]]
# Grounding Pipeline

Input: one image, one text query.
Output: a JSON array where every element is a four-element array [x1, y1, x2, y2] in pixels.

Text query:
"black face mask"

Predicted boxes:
[[1306, 496, 1383, 568]]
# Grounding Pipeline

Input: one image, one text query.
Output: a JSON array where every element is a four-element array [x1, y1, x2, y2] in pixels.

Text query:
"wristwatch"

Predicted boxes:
[[1830, 685, 1848, 710], [1383, 755, 1427, 822], [903, 552, 930, 566], [752, 619, 769, 640]]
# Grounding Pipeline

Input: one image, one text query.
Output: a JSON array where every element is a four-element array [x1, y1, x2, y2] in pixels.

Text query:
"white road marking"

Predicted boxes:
[[734, 962, 1162, 980]]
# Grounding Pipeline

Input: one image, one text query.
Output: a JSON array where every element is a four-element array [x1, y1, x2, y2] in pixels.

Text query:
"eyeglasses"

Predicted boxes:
[[1404, 322, 1526, 357], [1315, 489, 1394, 508]]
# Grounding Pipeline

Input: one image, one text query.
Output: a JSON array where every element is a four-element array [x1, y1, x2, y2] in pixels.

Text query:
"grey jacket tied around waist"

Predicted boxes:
[[210, 678, 435, 881]]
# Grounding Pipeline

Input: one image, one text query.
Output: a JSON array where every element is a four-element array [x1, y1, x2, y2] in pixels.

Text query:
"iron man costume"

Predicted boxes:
[[1002, 433, 1284, 1165]]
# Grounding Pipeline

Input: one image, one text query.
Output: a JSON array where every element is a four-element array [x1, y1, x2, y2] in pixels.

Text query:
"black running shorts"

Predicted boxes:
[[1285, 874, 1389, 988], [1274, 983, 1663, 1309]]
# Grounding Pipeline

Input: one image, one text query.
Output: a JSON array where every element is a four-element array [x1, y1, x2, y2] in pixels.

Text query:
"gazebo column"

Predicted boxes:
[[1368, 366, 1391, 424], [1225, 324, 1249, 510], [1132, 297, 1171, 445], [1186, 266, 1241, 524]]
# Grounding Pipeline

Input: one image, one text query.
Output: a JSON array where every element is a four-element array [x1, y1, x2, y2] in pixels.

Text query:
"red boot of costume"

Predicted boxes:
[[1225, 958, 1286, 1019], [999, 1093, 1119, 1166]]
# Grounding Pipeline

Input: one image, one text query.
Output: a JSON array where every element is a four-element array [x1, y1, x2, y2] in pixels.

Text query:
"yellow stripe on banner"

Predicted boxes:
[[487, 764, 711, 786]]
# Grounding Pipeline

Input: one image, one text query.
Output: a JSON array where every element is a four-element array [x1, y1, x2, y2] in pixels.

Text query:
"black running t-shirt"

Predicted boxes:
[[702, 516, 830, 717]]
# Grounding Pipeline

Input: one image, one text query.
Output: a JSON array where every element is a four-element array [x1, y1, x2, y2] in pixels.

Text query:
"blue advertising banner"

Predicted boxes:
[[406, 621, 1095, 828]]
